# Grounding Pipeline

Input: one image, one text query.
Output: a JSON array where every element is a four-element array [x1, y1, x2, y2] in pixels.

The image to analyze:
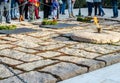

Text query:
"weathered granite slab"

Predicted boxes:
[[0, 49, 43, 62], [0, 64, 22, 78], [71, 30, 120, 44], [0, 71, 57, 83], [0, 57, 23, 65], [36, 51, 61, 58], [54, 56, 105, 71], [96, 53, 120, 66], [58, 47, 100, 59], [40, 62, 87, 80], [70, 43, 120, 54], [16, 59, 58, 71]]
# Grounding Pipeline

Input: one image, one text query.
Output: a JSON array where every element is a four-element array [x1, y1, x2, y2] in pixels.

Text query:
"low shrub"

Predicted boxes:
[[41, 19, 58, 25], [0, 25, 17, 30], [77, 16, 93, 22]]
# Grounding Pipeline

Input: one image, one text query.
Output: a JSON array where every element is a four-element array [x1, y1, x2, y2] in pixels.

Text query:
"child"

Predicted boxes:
[[52, 0, 59, 20]]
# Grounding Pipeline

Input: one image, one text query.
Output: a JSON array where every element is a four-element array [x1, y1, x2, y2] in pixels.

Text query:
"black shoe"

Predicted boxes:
[[111, 16, 118, 18], [6, 22, 11, 24], [25, 17, 28, 19], [101, 13, 105, 17]]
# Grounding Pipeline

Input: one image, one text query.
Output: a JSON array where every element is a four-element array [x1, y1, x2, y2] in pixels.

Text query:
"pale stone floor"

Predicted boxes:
[[59, 62, 120, 83], [0, 8, 120, 83]]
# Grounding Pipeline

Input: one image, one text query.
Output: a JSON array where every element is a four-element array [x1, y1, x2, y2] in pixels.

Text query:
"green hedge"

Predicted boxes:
[[0, 25, 16, 30]]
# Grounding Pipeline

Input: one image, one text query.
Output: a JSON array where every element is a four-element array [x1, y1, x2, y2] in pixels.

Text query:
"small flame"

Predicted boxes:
[[93, 16, 100, 28]]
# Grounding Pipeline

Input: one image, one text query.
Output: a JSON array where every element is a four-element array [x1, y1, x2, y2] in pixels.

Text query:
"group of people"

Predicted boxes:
[[0, 0, 76, 24], [43, 0, 76, 19], [0, 0, 119, 24], [0, 0, 41, 24], [86, 0, 119, 18]]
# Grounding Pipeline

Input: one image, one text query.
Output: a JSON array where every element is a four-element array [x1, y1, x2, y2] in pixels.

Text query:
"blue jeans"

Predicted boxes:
[[0, 2, 11, 23], [11, 0, 18, 19], [61, 1, 66, 14], [112, 1, 118, 17], [67, 0, 75, 15], [98, 3, 105, 16], [87, 2, 93, 16]]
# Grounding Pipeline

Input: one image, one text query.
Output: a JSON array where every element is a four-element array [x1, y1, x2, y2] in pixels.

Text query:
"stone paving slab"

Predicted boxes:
[[58, 47, 100, 59], [71, 30, 120, 44], [0, 71, 57, 83], [16, 59, 59, 71], [70, 43, 120, 54], [0, 64, 22, 78], [36, 51, 61, 58], [96, 53, 120, 66], [40, 62, 87, 80], [0, 57, 23, 65], [0, 49, 43, 62], [54, 56, 105, 71]]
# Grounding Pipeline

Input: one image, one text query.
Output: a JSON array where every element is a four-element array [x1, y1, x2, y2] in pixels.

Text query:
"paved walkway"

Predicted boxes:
[[59, 62, 120, 83], [0, 8, 120, 83]]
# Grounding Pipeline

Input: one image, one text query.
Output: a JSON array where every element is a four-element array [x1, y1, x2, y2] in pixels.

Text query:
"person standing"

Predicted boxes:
[[93, 0, 100, 16], [52, 0, 59, 19], [67, 0, 76, 18], [43, 0, 52, 19], [0, 0, 11, 23], [34, 0, 40, 19], [98, 0, 105, 16], [18, 0, 27, 22], [111, 0, 118, 18], [24, 0, 29, 19], [61, 0, 67, 15], [86, 0, 93, 16], [11, 0, 18, 20]]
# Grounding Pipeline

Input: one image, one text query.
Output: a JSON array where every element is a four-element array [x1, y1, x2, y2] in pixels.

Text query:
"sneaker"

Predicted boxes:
[[6, 22, 11, 24], [101, 13, 105, 17], [111, 16, 118, 18]]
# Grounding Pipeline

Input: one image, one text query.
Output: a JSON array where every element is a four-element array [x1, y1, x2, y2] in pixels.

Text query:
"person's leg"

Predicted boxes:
[[71, 0, 75, 17], [94, 2, 98, 16], [43, 4, 49, 19], [59, 3, 62, 14], [99, 4, 105, 16], [28, 4, 35, 22], [0, 2, 4, 23], [61, 1, 66, 14], [67, 0, 72, 17], [35, 6, 40, 19], [87, 2, 93, 16], [24, 3, 29, 19], [112, 1, 118, 17], [5, 2, 11, 23], [114, 1, 118, 17]]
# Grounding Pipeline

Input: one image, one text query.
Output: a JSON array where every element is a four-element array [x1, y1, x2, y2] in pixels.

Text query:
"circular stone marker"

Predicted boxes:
[[71, 30, 120, 44]]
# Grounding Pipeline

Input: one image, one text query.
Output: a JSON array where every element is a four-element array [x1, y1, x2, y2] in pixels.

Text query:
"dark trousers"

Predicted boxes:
[[24, 3, 28, 19], [43, 4, 51, 19], [112, 1, 118, 17], [18, 2, 25, 15], [94, 2, 100, 15], [87, 2, 93, 16]]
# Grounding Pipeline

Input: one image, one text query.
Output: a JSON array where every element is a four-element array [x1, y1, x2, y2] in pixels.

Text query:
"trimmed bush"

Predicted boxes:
[[41, 19, 58, 25], [0, 25, 17, 30], [77, 16, 93, 22]]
